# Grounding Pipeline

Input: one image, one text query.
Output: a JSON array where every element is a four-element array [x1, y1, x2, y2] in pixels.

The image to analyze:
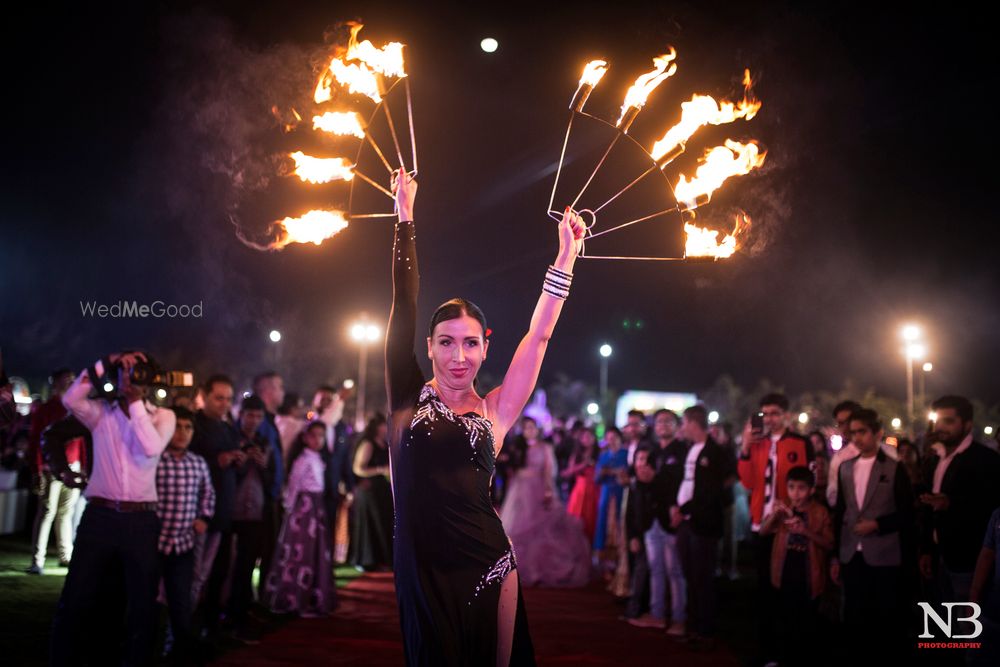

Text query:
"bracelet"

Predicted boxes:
[[543, 265, 572, 300]]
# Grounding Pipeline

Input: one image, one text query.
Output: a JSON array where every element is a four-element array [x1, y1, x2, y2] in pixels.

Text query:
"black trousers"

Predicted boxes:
[[161, 549, 195, 654], [202, 529, 234, 631], [842, 553, 904, 661], [229, 519, 267, 625], [256, 501, 279, 600], [50, 505, 160, 666], [624, 544, 650, 618], [751, 531, 778, 662], [676, 521, 719, 637]]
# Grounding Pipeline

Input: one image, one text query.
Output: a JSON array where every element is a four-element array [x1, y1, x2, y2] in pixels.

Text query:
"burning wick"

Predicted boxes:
[[616, 48, 677, 132], [570, 59, 608, 112]]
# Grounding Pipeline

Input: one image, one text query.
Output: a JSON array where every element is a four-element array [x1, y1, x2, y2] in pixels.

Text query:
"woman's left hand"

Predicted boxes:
[[392, 168, 417, 222], [556, 206, 586, 269]]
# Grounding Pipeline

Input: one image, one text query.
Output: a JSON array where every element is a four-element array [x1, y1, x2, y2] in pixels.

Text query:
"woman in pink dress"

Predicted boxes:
[[563, 428, 599, 543]]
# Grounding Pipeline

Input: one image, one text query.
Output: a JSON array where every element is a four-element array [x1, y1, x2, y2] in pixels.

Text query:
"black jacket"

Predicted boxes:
[[190, 411, 240, 532], [920, 441, 1000, 571], [678, 437, 737, 538]]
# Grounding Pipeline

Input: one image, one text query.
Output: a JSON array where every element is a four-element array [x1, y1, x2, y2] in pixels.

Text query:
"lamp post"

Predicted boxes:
[[269, 329, 282, 365], [350, 316, 381, 431], [901, 324, 924, 423], [920, 362, 932, 412], [599, 342, 612, 404]]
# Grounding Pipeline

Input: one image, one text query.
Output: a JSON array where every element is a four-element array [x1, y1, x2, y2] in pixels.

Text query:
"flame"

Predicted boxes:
[[314, 69, 334, 104], [617, 48, 678, 126], [683, 212, 751, 259], [650, 70, 761, 160], [289, 152, 355, 184], [271, 106, 303, 133], [312, 111, 365, 138], [674, 140, 766, 209], [579, 59, 609, 87], [328, 58, 382, 103], [346, 23, 407, 78], [273, 210, 350, 248]]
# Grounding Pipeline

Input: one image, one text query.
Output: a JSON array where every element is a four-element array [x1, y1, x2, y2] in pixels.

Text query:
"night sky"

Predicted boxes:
[[2, 1, 998, 411]]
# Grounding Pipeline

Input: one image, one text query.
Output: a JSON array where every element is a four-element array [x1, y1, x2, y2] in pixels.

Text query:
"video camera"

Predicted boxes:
[[90, 353, 194, 400]]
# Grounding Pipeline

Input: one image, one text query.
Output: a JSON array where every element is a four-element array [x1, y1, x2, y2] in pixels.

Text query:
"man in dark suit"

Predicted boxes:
[[919, 395, 1000, 608], [832, 408, 914, 660], [673, 404, 736, 649]]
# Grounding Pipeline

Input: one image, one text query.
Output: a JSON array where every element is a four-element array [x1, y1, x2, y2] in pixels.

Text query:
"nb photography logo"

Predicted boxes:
[[916, 602, 983, 650], [79, 300, 203, 319]]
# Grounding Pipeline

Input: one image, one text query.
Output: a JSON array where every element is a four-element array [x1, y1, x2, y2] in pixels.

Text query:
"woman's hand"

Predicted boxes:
[[392, 168, 417, 222], [555, 206, 586, 272]]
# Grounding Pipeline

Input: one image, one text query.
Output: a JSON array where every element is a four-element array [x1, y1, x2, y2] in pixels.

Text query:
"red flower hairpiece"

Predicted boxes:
[[485, 328, 493, 338]]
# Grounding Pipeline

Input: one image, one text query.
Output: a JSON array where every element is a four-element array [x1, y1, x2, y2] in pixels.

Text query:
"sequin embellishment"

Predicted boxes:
[[471, 549, 515, 602], [411, 384, 493, 451]]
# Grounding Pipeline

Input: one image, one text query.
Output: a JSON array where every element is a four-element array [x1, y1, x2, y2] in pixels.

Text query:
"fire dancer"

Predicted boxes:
[[385, 167, 585, 666]]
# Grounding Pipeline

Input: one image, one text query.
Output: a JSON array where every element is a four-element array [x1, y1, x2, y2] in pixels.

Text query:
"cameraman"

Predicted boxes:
[[50, 351, 176, 666]]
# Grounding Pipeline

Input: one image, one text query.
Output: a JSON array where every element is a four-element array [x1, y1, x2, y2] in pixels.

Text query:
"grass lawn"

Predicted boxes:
[[0, 532, 362, 666]]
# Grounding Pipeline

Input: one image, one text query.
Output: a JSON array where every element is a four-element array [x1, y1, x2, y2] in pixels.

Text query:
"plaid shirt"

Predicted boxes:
[[156, 449, 215, 554]]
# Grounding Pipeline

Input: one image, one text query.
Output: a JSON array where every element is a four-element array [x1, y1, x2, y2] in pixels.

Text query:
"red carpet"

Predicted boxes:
[[212, 573, 740, 666]]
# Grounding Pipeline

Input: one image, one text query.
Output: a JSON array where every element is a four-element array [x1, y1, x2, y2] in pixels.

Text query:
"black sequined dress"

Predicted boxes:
[[386, 220, 535, 666]]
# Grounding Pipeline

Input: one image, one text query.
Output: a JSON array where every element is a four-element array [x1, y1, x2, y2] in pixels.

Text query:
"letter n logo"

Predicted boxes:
[[917, 602, 983, 639]]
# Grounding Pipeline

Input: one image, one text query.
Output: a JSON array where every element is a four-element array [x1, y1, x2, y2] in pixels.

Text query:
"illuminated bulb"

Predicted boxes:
[[985, 426, 995, 436], [243, 391, 252, 399], [906, 343, 926, 359], [103, 382, 114, 393], [891, 417, 902, 430], [929, 411, 938, 423], [480, 37, 499, 53], [901, 324, 920, 342], [798, 412, 809, 425], [366, 324, 380, 342], [586, 402, 600, 416], [599, 344, 613, 358], [830, 434, 843, 451], [269, 330, 282, 343], [922, 362, 933, 372], [155, 388, 168, 400], [708, 410, 720, 425], [343, 379, 355, 390]]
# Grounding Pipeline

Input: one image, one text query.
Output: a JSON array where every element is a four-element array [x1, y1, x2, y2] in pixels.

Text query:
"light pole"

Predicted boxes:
[[350, 316, 381, 431], [901, 324, 924, 423], [269, 329, 282, 365], [599, 343, 612, 407], [920, 362, 932, 412]]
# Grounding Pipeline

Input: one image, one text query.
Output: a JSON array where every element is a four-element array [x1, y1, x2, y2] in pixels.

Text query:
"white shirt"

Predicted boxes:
[[677, 441, 705, 509], [853, 454, 877, 509], [827, 441, 898, 507], [283, 448, 326, 510], [62, 365, 175, 502], [932, 433, 974, 493]]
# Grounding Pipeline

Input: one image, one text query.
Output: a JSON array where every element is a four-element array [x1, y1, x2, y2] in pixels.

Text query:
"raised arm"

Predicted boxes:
[[488, 207, 586, 436], [385, 168, 425, 413]]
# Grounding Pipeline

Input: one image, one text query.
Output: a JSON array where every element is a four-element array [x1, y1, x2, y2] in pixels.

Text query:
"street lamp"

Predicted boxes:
[[798, 412, 809, 426], [350, 316, 381, 431], [586, 402, 600, 416], [891, 417, 902, 430], [598, 343, 612, 416], [919, 361, 932, 411], [901, 324, 925, 423], [269, 329, 282, 343], [708, 410, 720, 425]]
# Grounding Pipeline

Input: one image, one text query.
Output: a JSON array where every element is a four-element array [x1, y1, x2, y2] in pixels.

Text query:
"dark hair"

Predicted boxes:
[[849, 408, 882, 433], [627, 409, 645, 420], [278, 392, 301, 416], [521, 415, 538, 428], [360, 412, 387, 445], [759, 393, 789, 411], [605, 426, 622, 439], [683, 404, 710, 431], [49, 368, 74, 384], [287, 419, 326, 474], [786, 465, 815, 487], [653, 408, 679, 424], [931, 395, 974, 423], [240, 395, 266, 413], [428, 298, 487, 338], [832, 400, 862, 418], [252, 371, 280, 392], [172, 406, 195, 425], [203, 373, 233, 393]]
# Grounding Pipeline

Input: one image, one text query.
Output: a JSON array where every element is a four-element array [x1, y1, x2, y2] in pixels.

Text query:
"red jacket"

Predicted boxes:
[[738, 431, 814, 529]]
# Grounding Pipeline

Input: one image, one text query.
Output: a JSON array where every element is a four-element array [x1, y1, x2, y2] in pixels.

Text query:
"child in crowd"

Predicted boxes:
[[264, 420, 333, 617], [761, 466, 833, 666]]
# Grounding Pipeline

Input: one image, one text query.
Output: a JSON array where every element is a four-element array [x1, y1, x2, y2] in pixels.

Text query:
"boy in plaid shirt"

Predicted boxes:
[[157, 406, 214, 660]]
